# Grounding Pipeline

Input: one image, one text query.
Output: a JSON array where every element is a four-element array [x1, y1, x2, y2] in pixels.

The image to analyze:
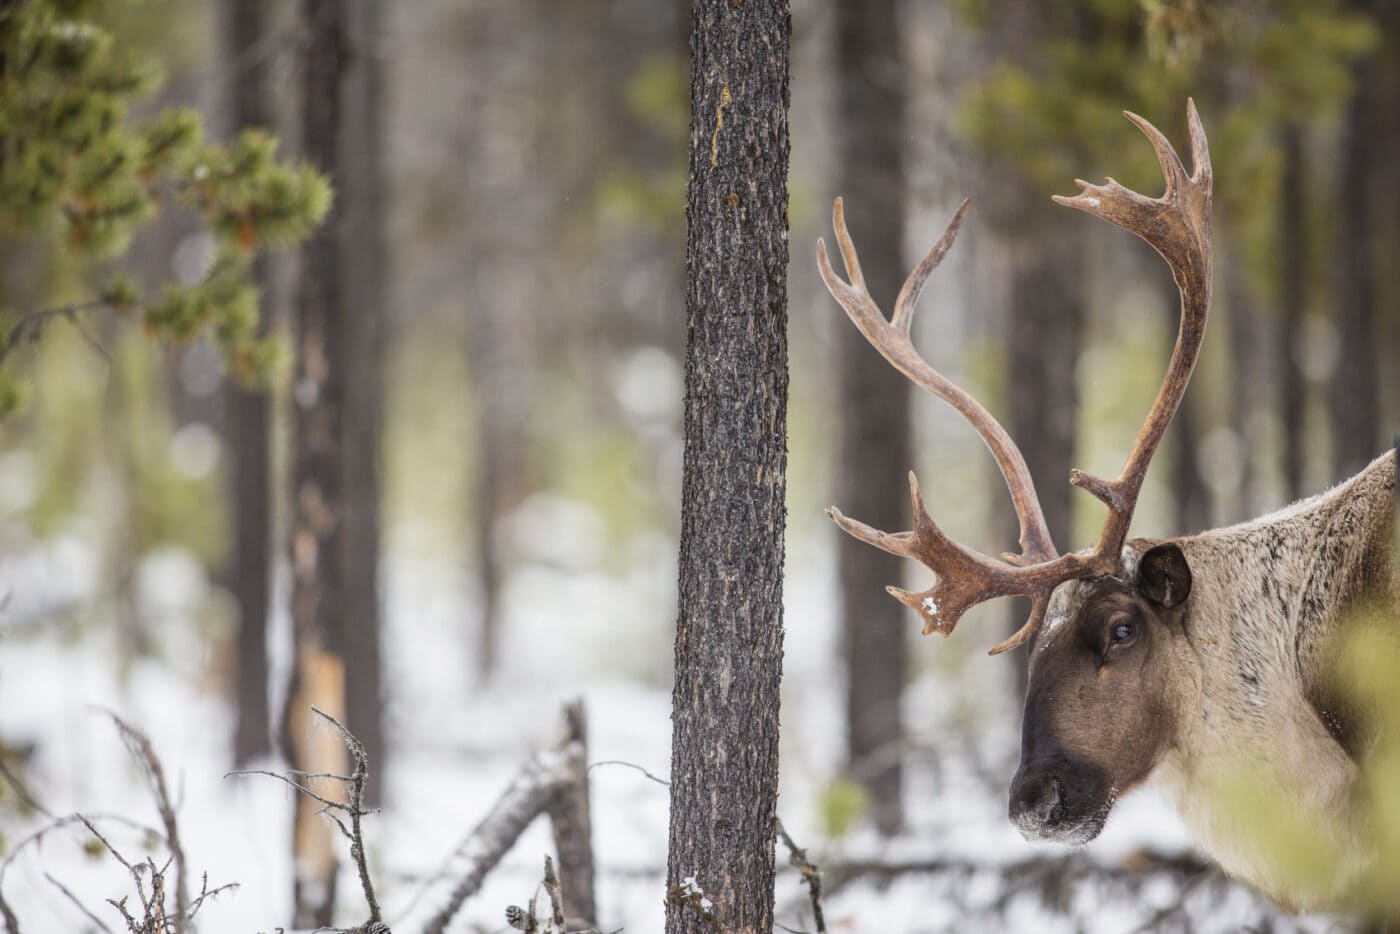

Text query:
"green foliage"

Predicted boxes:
[[1202, 604, 1400, 919], [0, 0, 329, 396], [816, 777, 869, 842], [957, 0, 1377, 250]]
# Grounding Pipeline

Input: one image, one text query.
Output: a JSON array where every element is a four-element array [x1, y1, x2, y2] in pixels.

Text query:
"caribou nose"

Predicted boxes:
[[1008, 763, 1065, 840]]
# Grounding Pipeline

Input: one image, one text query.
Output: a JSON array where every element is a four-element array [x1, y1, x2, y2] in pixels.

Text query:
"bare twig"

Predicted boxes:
[[0, 300, 110, 369], [102, 712, 188, 933], [43, 873, 114, 933], [586, 759, 670, 788], [774, 820, 824, 934], [226, 707, 385, 931]]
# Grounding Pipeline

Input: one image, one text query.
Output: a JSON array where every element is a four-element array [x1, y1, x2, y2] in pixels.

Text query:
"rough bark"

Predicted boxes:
[[832, 0, 910, 838], [337, 0, 387, 807], [287, 0, 350, 924], [665, 2, 790, 933], [222, 0, 275, 769], [545, 703, 596, 927], [1331, 69, 1381, 480], [1279, 124, 1307, 501]]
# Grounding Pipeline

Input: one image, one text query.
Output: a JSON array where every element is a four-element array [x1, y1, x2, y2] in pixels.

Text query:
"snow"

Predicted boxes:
[[0, 510, 1336, 933]]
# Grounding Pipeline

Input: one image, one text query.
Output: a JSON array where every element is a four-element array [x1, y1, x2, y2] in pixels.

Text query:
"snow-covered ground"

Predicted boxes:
[[0, 519, 1336, 933]]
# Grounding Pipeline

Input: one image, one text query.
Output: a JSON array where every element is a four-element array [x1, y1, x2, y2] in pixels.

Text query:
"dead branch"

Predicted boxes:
[[102, 712, 188, 932], [227, 706, 385, 932], [774, 820, 824, 934], [405, 701, 591, 934]]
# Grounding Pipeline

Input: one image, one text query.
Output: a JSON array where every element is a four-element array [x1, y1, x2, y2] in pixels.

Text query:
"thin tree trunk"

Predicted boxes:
[[833, 0, 909, 838], [337, 0, 387, 808], [286, 0, 350, 924], [665, 3, 790, 933], [1225, 257, 1263, 521], [1279, 123, 1307, 501], [222, 0, 275, 769], [1331, 68, 1380, 480]]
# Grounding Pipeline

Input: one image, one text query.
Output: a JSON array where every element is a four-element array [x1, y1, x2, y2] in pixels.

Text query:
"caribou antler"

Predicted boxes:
[[821, 101, 1212, 654]]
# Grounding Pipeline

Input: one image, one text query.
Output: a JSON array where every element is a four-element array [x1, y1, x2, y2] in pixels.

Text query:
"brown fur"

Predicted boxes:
[[1016, 449, 1396, 907]]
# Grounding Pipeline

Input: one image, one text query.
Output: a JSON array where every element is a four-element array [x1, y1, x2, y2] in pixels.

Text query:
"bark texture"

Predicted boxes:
[[832, 0, 910, 838], [1331, 68, 1381, 481], [665, 3, 791, 933], [222, 0, 274, 769]]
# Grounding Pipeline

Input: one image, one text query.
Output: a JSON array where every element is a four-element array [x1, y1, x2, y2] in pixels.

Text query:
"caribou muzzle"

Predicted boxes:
[[1008, 756, 1112, 845]]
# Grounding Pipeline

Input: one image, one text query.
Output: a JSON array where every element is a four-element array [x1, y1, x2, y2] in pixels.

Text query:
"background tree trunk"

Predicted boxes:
[[664, 2, 790, 932], [337, 0, 387, 808], [286, 0, 351, 924], [1279, 123, 1307, 501], [1330, 63, 1380, 480], [833, 0, 910, 838], [1006, 242, 1082, 695], [222, 0, 274, 769]]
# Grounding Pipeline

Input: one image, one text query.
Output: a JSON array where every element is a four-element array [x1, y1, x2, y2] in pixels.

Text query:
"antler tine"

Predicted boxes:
[[818, 199, 1058, 564], [891, 198, 970, 333], [1056, 101, 1213, 569]]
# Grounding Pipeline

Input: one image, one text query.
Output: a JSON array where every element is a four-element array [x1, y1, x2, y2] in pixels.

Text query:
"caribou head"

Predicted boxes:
[[817, 101, 1212, 846]]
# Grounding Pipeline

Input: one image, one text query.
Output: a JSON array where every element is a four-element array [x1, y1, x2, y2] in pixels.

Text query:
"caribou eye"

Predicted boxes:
[[1110, 621, 1136, 644]]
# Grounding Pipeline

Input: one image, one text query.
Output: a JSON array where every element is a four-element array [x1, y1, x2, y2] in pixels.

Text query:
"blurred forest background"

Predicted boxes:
[[0, 0, 1397, 930]]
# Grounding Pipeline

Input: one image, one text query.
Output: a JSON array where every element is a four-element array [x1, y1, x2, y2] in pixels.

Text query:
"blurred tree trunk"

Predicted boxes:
[[1167, 259, 1209, 534], [833, 0, 910, 838], [222, 0, 274, 769], [1225, 258, 1263, 521], [1006, 241, 1082, 697], [337, 0, 387, 808], [461, 0, 537, 683], [987, 4, 1084, 696], [1330, 65, 1380, 480], [285, 0, 350, 924], [1279, 123, 1307, 501], [665, 2, 789, 932]]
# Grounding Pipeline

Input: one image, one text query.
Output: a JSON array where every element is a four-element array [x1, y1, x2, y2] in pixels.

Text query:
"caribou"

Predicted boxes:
[[817, 100, 1397, 908]]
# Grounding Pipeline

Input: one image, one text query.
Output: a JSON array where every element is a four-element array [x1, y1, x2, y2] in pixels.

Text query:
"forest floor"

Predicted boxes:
[[0, 531, 1341, 932]]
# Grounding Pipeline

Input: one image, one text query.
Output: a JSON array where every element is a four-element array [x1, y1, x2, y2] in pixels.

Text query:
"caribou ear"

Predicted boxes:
[[1138, 543, 1192, 609]]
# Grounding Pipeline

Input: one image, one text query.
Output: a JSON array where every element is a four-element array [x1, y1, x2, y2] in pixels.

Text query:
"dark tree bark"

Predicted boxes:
[[222, 0, 274, 769], [832, 0, 910, 838], [1279, 123, 1307, 501], [337, 0, 387, 808], [1331, 69, 1381, 480], [1165, 268, 1209, 534], [665, 3, 790, 933], [285, 0, 351, 924]]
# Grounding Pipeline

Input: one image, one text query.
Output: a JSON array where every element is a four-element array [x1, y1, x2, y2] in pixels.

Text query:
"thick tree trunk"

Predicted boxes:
[[665, 3, 790, 933], [1331, 70, 1380, 480], [832, 0, 910, 838], [222, 0, 274, 769], [286, 0, 350, 924], [337, 0, 387, 808], [1279, 124, 1307, 501]]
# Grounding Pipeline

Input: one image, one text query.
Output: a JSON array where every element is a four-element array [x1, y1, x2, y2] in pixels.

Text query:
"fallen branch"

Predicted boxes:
[[403, 700, 593, 934]]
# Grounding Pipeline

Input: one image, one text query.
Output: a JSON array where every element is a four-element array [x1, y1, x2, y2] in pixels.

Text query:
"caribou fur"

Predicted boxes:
[[1037, 448, 1396, 906]]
